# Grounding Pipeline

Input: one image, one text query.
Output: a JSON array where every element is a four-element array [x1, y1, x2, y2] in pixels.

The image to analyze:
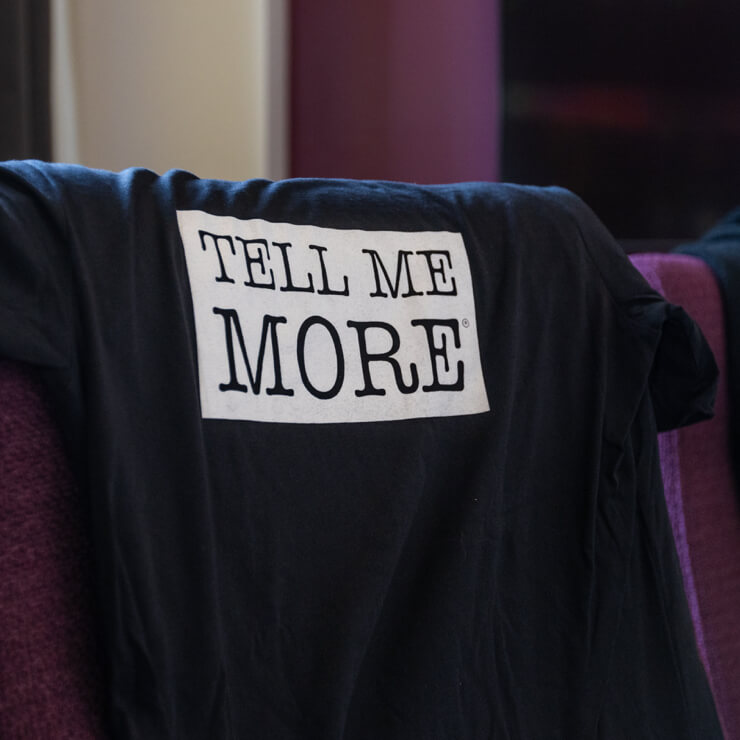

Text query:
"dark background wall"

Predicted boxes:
[[291, 0, 740, 242], [290, 0, 500, 184], [501, 0, 740, 241], [0, 0, 51, 161]]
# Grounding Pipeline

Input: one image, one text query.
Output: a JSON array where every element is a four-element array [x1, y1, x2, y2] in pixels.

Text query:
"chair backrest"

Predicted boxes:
[[0, 360, 104, 738], [632, 252, 740, 740], [2, 255, 735, 738]]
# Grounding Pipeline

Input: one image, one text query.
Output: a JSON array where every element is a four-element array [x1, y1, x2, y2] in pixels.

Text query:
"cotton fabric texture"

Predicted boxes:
[[0, 161, 722, 739]]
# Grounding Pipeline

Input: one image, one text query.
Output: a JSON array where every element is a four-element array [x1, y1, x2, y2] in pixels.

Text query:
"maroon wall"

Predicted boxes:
[[290, 1, 500, 183]]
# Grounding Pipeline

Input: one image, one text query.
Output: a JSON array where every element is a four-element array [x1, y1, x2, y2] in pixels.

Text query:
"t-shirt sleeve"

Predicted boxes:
[[0, 164, 74, 370], [544, 186, 718, 432]]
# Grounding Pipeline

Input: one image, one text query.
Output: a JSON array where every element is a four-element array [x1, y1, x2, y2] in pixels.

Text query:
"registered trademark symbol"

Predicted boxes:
[[462, 318, 470, 328]]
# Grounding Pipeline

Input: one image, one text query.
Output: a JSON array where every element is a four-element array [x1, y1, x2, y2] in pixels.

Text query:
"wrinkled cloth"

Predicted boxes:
[[0, 160, 722, 739]]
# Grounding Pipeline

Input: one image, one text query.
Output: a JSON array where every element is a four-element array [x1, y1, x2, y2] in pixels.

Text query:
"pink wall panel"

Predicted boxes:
[[290, 0, 500, 183]]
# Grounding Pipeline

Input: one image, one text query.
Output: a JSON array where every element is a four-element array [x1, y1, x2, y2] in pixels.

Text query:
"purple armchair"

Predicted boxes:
[[0, 254, 738, 737], [0, 361, 105, 738], [631, 252, 740, 739]]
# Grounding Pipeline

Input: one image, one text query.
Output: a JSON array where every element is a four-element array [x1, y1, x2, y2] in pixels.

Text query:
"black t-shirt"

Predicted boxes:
[[0, 160, 722, 739]]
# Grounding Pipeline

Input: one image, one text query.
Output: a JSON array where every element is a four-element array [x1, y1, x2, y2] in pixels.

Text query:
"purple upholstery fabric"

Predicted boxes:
[[0, 360, 104, 738], [632, 253, 740, 740]]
